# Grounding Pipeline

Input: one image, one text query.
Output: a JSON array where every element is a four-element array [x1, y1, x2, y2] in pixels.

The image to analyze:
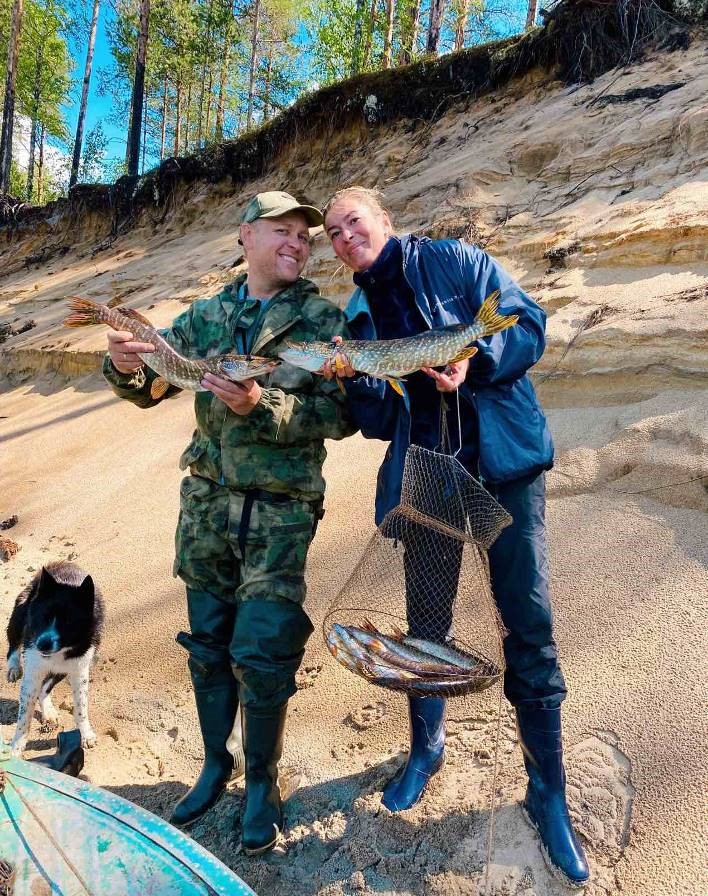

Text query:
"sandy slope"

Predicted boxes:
[[1, 37, 707, 896]]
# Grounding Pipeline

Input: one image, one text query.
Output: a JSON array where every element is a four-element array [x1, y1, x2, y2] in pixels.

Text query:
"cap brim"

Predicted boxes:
[[259, 204, 323, 227]]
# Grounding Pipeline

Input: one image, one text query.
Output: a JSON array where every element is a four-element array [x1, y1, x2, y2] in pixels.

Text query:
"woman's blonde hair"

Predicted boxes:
[[323, 186, 391, 223]]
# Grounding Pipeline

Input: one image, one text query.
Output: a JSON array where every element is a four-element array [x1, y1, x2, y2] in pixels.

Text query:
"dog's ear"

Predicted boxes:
[[39, 566, 56, 592], [77, 574, 95, 606]]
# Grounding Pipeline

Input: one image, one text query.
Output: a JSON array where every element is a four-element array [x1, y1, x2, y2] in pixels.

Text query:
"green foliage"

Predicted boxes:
[[9, 159, 26, 197], [16, 0, 72, 141], [79, 121, 109, 182]]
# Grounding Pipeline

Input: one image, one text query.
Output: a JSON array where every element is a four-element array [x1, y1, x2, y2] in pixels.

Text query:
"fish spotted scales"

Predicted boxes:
[[278, 290, 518, 394], [64, 297, 280, 400]]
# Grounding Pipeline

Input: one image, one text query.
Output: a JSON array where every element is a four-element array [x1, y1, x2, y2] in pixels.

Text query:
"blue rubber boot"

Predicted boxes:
[[516, 706, 590, 888], [382, 696, 445, 811]]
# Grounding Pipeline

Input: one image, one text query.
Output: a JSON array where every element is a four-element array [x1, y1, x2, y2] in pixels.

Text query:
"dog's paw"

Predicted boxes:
[[6, 664, 22, 683], [80, 728, 97, 748], [10, 737, 27, 757], [40, 711, 60, 732]]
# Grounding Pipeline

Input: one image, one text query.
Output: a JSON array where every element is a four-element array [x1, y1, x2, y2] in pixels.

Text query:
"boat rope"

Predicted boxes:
[[5, 774, 96, 896]]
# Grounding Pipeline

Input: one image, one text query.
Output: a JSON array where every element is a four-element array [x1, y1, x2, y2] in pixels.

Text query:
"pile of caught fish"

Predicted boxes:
[[326, 620, 501, 696]]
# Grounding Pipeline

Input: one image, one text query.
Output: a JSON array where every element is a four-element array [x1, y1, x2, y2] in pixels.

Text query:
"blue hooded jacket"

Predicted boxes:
[[344, 235, 554, 524]]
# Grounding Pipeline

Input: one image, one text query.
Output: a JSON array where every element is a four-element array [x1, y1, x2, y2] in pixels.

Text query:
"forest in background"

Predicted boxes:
[[0, 0, 537, 204]]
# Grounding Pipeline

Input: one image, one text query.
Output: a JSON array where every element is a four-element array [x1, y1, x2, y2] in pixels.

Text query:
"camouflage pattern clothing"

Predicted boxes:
[[103, 274, 356, 706], [103, 273, 354, 502]]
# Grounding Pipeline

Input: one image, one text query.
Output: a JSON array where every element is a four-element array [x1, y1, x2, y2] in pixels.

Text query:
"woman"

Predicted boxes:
[[322, 186, 589, 888]]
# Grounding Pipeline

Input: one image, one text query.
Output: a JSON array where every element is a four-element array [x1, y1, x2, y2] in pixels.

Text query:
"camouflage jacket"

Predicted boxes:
[[102, 274, 356, 501]]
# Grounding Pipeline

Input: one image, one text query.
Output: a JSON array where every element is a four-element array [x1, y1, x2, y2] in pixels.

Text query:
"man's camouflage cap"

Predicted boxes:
[[241, 191, 323, 227]]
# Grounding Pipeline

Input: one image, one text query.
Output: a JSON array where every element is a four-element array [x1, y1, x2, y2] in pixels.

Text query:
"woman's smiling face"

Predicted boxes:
[[325, 198, 392, 272]]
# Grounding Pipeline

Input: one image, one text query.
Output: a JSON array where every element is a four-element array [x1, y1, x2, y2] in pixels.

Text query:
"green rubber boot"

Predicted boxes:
[[241, 703, 287, 855], [170, 659, 239, 828]]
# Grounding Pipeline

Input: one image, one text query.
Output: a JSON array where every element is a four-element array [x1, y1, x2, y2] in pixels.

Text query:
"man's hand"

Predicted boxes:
[[421, 359, 469, 392], [322, 335, 355, 381], [201, 373, 262, 415], [108, 329, 154, 374]]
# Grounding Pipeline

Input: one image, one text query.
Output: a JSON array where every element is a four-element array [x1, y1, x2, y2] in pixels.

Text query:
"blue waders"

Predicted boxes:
[[383, 473, 589, 886]]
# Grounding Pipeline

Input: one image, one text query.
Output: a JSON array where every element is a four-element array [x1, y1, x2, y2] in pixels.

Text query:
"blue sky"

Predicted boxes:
[[60, 1, 532, 179], [62, 3, 126, 172]]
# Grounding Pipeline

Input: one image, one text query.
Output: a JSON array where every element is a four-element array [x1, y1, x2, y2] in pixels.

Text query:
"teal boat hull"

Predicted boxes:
[[0, 750, 255, 895]]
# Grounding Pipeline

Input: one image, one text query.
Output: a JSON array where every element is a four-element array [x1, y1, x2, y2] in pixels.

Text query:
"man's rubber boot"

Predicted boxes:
[[30, 729, 84, 777], [382, 696, 445, 811], [516, 705, 590, 888], [241, 703, 287, 855], [170, 662, 239, 828]]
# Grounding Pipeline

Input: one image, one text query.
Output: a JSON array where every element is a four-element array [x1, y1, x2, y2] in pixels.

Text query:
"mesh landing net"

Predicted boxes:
[[323, 445, 512, 698]]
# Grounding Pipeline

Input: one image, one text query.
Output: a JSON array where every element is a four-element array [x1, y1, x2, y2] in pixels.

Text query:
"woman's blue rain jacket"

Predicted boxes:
[[344, 235, 554, 524]]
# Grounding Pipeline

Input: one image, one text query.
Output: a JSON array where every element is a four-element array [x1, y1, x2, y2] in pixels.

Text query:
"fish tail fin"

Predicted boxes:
[[475, 289, 519, 336], [449, 345, 479, 364], [63, 296, 101, 327]]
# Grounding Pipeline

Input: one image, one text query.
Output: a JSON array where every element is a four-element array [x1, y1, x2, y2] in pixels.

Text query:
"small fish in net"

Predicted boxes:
[[326, 619, 502, 696], [323, 444, 511, 700]]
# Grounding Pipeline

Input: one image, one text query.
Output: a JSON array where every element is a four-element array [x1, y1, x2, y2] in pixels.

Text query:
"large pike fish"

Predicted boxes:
[[279, 290, 518, 395], [64, 297, 280, 400]]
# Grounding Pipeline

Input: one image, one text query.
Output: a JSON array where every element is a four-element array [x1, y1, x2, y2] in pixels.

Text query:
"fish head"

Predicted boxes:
[[278, 341, 332, 373], [217, 354, 280, 381]]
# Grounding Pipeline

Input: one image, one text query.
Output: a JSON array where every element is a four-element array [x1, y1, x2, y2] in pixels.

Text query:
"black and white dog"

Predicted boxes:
[[6, 562, 104, 755]]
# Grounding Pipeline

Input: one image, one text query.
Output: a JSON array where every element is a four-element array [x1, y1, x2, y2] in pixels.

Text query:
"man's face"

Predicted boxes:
[[239, 211, 311, 289]]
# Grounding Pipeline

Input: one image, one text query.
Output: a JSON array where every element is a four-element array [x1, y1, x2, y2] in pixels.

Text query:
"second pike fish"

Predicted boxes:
[[64, 297, 279, 400], [279, 290, 518, 395]]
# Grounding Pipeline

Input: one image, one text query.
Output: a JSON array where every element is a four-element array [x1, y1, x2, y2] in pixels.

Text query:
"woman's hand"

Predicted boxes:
[[201, 373, 261, 415], [322, 335, 355, 380], [422, 359, 469, 392], [108, 329, 154, 374]]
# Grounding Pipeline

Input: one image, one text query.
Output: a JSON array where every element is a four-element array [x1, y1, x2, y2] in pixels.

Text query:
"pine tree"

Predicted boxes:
[[69, 0, 100, 189]]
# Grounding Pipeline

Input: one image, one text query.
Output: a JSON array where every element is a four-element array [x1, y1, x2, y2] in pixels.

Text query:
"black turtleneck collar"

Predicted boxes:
[[353, 236, 402, 291]]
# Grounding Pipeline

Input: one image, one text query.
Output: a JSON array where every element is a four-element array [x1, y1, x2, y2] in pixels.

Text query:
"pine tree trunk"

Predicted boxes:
[[205, 65, 213, 138], [525, 0, 538, 30], [0, 0, 24, 194], [174, 81, 182, 155], [125, 0, 150, 176], [263, 45, 272, 122], [362, 0, 378, 70], [453, 0, 469, 50], [37, 123, 45, 204], [184, 81, 191, 153], [160, 75, 167, 159], [215, 54, 229, 140], [397, 0, 420, 65], [26, 119, 37, 200], [246, 0, 261, 131], [383, 0, 394, 68], [427, 0, 445, 54], [351, 0, 366, 75], [215, 0, 233, 141], [197, 0, 214, 146], [69, 0, 100, 189], [141, 89, 148, 173], [27, 49, 41, 201]]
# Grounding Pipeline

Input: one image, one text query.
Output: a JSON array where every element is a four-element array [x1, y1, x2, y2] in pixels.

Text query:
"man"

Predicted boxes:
[[103, 191, 355, 854]]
